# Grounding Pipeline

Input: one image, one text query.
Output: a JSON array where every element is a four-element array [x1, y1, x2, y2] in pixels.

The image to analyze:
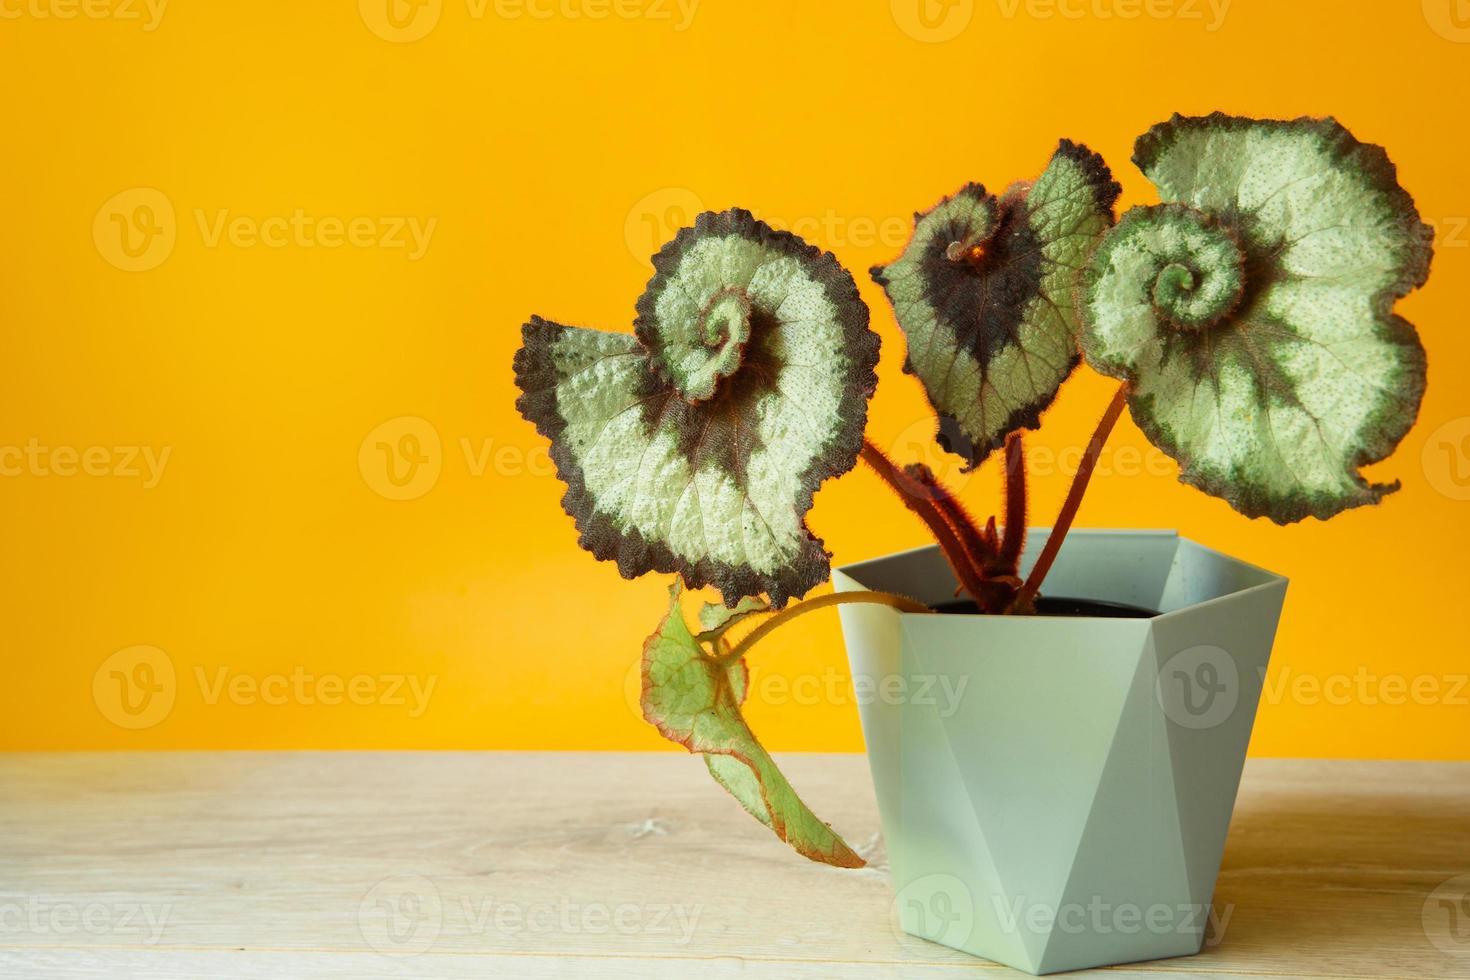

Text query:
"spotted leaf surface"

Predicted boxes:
[[872, 141, 1120, 466], [1080, 114, 1431, 523], [640, 585, 864, 868], [514, 209, 880, 608]]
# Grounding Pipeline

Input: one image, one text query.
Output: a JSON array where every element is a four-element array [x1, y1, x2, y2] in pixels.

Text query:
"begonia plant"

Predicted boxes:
[[513, 113, 1430, 867]]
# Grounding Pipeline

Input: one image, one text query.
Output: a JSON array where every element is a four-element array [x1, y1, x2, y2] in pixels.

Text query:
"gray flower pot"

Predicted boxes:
[[833, 529, 1287, 975]]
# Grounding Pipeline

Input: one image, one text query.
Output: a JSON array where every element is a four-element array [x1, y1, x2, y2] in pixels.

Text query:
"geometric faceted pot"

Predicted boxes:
[[833, 530, 1287, 975]]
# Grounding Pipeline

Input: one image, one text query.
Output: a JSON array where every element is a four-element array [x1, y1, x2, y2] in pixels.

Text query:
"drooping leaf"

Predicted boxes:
[[640, 584, 864, 868], [1079, 114, 1431, 523], [697, 595, 769, 639], [514, 209, 880, 609], [872, 141, 1120, 467]]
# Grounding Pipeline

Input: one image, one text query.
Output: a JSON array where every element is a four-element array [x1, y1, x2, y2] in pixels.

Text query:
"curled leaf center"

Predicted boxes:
[[1078, 114, 1432, 524], [649, 283, 757, 404], [1153, 261, 1202, 325], [1156, 210, 1243, 330], [945, 240, 988, 266], [700, 285, 752, 350], [1091, 204, 1246, 333]]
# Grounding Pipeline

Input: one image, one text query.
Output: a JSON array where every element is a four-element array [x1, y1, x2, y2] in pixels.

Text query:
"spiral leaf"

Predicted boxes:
[[1080, 113, 1432, 524], [514, 209, 880, 608], [1104, 205, 1247, 331], [872, 140, 1120, 467]]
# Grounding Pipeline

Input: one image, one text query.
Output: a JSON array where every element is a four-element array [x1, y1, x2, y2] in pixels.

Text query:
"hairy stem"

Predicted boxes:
[[860, 440, 990, 606], [1012, 382, 1130, 611], [718, 590, 929, 665], [903, 461, 1000, 572], [998, 433, 1027, 574]]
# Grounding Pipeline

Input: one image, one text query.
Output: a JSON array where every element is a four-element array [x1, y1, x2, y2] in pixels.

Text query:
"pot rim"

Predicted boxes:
[[835, 528, 1287, 621]]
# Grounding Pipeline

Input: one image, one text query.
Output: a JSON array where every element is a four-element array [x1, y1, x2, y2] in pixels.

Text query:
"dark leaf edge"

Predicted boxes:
[[871, 140, 1119, 469], [1098, 113, 1433, 524], [514, 208, 881, 608]]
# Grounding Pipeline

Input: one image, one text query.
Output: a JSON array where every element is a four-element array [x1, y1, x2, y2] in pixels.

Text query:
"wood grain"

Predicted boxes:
[[0, 753, 1466, 978]]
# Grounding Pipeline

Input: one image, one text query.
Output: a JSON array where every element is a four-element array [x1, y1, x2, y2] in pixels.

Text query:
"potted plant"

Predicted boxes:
[[512, 113, 1431, 974]]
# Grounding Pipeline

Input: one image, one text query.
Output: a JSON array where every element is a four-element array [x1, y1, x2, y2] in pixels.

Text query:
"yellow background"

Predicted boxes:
[[2, 0, 1467, 757]]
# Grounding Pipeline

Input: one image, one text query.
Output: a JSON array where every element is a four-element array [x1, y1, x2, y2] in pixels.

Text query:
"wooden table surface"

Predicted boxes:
[[0, 753, 1466, 979]]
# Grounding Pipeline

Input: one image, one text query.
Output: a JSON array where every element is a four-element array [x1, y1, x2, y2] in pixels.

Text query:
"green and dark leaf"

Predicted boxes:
[[514, 209, 881, 608], [641, 584, 865, 868], [872, 141, 1120, 467], [1079, 113, 1432, 523]]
